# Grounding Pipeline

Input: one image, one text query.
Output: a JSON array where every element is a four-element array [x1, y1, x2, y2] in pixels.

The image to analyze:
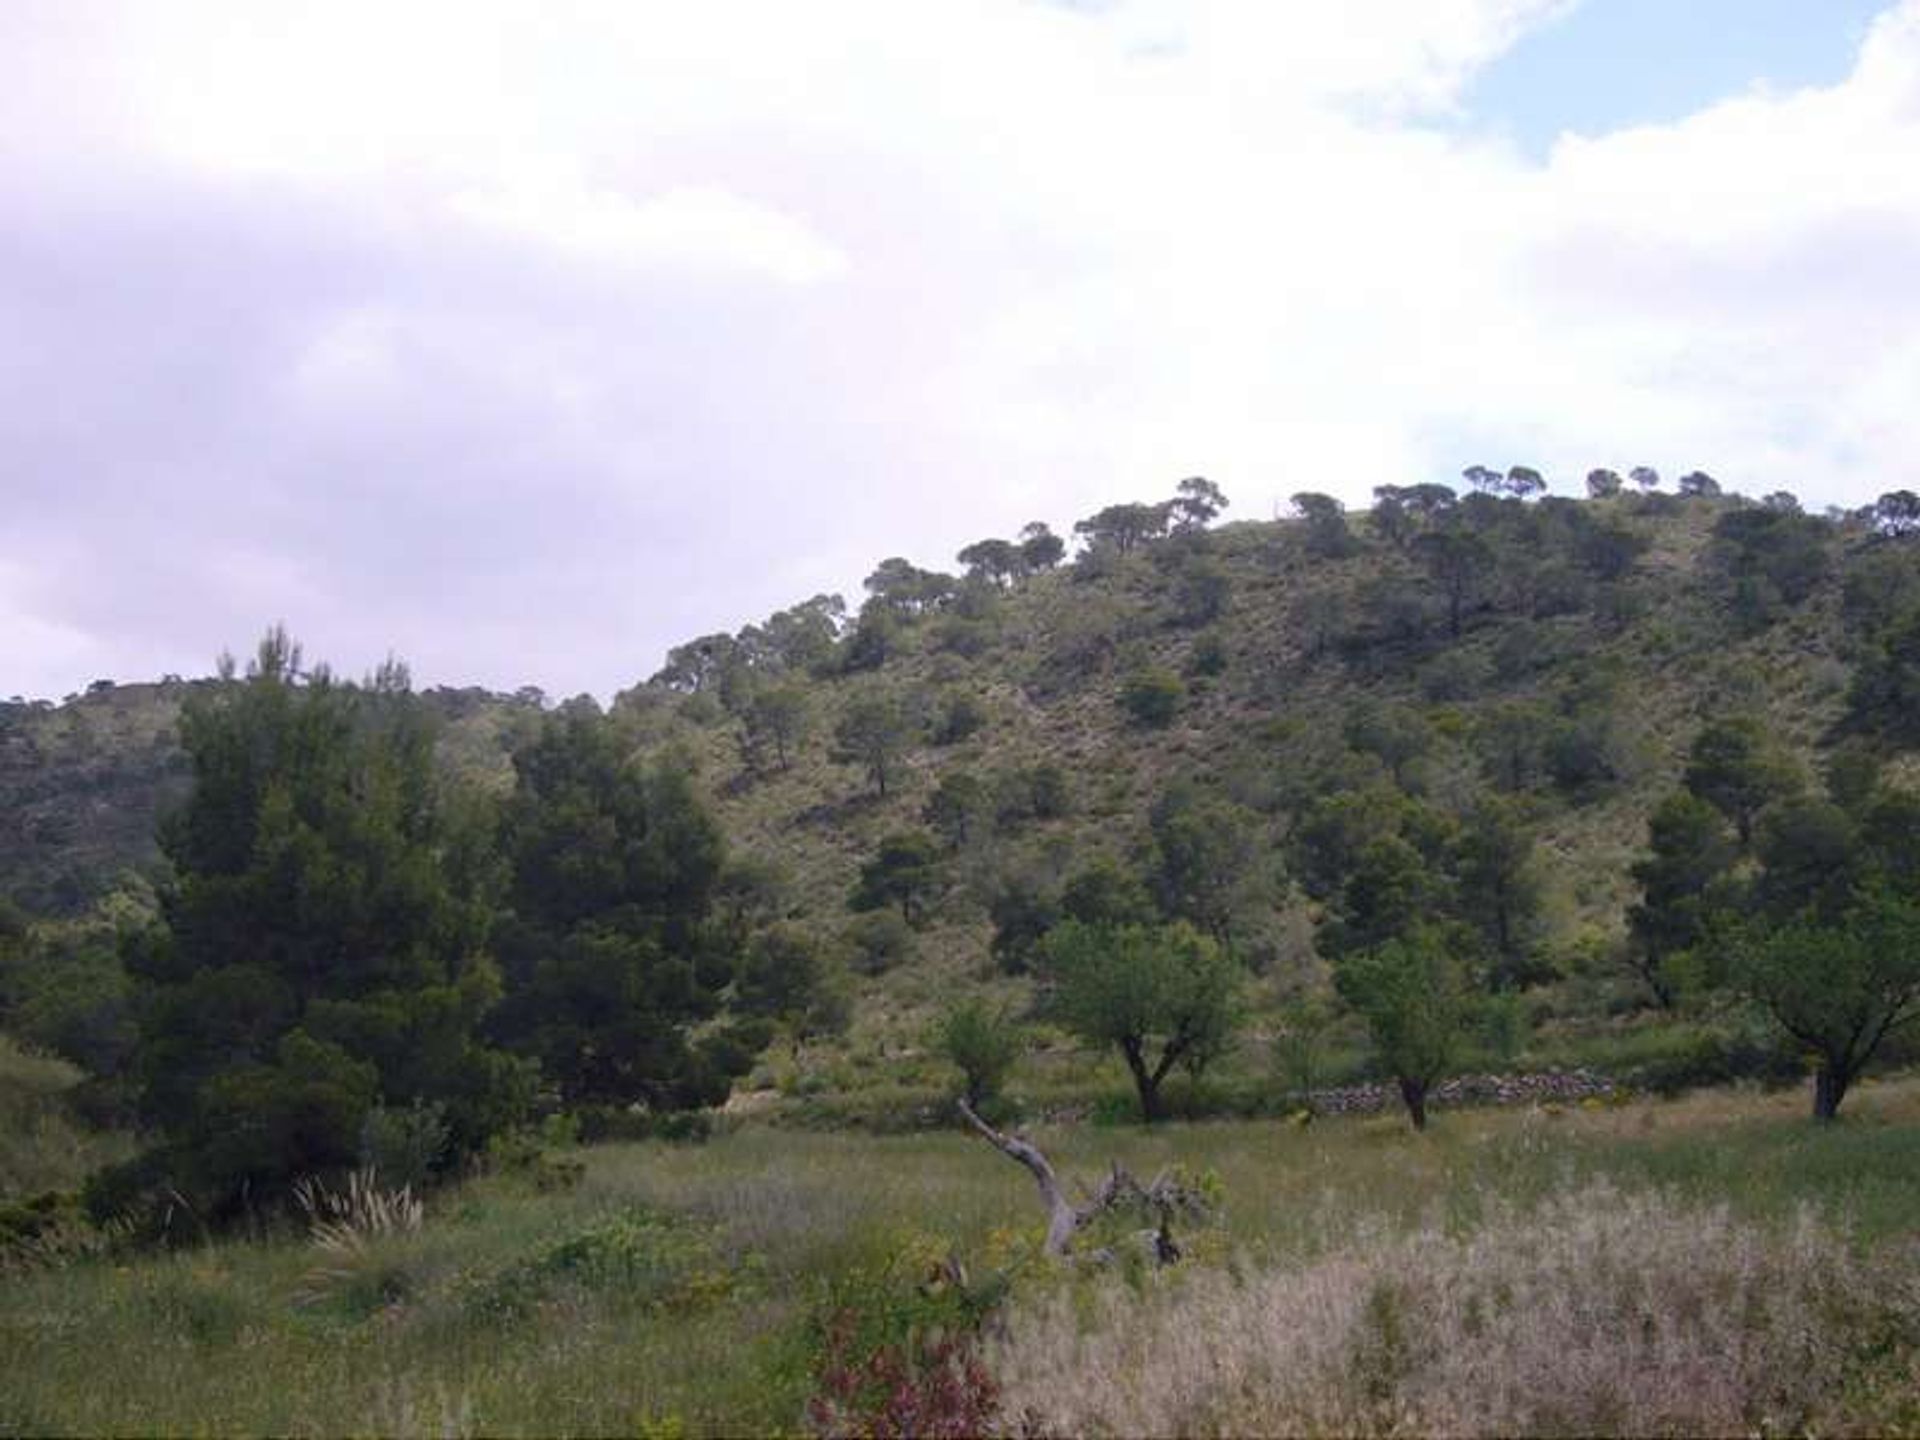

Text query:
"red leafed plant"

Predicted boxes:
[[805, 1308, 1000, 1439]]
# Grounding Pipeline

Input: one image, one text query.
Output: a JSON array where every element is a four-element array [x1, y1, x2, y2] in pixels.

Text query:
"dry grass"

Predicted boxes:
[[992, 1180, 1920, 1437]]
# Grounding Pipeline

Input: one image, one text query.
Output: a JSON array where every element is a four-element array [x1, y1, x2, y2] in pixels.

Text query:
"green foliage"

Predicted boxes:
[[1452, 799, 1547, 990], [1147, 787, 1262, 940], [737, 923, 850, 1049], [1845, 607, 1920, 749], [123, 632, 529, 1212], [1334, 927, 1471, 1129], [1118, 667, 1185, 728], [1717, 890, 1920, 1119], [929, 689, 988, 746], [1628, 792, 1736, 1006], [1706, 507, 1833, 631], [358, 1099, 452, 1190], [1291, 492, 1358, 559], [1060, 859, 1157, 931], [831, 691, 914, 797], [1041, 920, 1242, 1121], [1683, 715, 1803, 845], [492, 708, 748, 1115], [923, 770, 991, 849], [1170, 556, 1231, 627], [936, 999, 1022, 1107], [848, 831, 942, 926], [843, 910, 917, 977]]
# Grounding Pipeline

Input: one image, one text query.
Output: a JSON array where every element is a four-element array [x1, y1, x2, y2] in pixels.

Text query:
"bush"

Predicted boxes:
[[844, 911, 917, 977], [358, 1100, 452, 1190], [936, 1001, 1021, 1108], [1119, 668, 1185, 728]]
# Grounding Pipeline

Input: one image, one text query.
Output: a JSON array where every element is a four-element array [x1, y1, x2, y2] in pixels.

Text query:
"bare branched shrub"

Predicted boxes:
[[992, 1181, 1920, 1437]]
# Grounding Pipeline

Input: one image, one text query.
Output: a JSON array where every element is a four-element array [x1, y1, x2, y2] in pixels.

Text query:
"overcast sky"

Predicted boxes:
[[6, 0, 1918, 701]]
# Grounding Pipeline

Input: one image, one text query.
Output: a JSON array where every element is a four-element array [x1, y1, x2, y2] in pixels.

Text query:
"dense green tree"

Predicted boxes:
[[1453, 800, 1546, 990], [937, 999, 1022, 1108], [1061, 858, 1159, 931], [1147, 789, 1261, 940], [1334, 926, 1469, 1130], [1678, 470, 1722, 498], [1845, 608, 1920, 748], [1074, 501, 1172, 555], [987, 874, 1060, 975], [1718, 890, 1920, 1119], [1586, 468, 1625, 499], [743, 593, 846, 673], [924, 771, 992, 850], [1290, 492, 1357, 559], [711, 855, 792, 953], [1683, 716, 1803, 846], [1319, 833, 1438, 959], [1370, 486, 1414, 548], [839, 605, 901, 673], [1628, 792, 1736, 1007], [652, 632, 749, 697], [1170, 476, 1229, 530], [493, 710, 753, 1114], [1707, 508, 1833, 631], [957, 538, 1024, 586], [738, 682, 810, 773], [831, 692, 914, 797], [1754, 797, 1859, 920], [1412, 528, 1495, 637], [1018, 521, 1066, 571], [849, 831, 942, 926], [735, 923, 848, 1052], [1042, 919, 1241, 1122], [124, 631, 530, 1211], [1630, 466, 1660, 492], [863, 557, 956, 618]]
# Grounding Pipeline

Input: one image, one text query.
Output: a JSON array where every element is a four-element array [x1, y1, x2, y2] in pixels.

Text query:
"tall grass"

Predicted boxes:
[[994, 1181, 1920, 1436], [1, 1080, 1917, 1435]]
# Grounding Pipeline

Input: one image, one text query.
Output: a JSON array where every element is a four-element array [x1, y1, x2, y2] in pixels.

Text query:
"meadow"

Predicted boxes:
[[5, 1075, 1920, 1436]]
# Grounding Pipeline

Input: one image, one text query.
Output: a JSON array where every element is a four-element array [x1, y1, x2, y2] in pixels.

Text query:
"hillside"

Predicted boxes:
[[6, 484, 1917, 1114]]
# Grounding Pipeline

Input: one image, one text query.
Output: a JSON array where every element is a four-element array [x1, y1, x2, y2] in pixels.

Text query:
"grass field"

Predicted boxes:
[[4, 1078, 1920, 1436]]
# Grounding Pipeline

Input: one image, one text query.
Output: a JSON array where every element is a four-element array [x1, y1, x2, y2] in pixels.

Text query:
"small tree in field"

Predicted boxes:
[[1042, 920, 1241, 1122], [1719, 891, 1920, 1120], [1334, 927, 1468, 1130], [938, 999, 1022, 1108]]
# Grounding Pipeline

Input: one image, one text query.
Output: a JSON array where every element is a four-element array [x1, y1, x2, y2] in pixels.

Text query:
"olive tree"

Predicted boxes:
[[1041, 920, 1241, 1122], [1719, 890, 1920, 1120], [1333, 926, 1469, 1130]]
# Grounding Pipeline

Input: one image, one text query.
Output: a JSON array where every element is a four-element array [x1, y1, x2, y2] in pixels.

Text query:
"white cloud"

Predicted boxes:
[[450, 176, 847, 284], [3, 0, 1919, 699]]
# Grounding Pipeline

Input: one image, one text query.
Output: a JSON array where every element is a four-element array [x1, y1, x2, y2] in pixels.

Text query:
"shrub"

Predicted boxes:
[[358, 1100, 452, 1190], [1119, 668, 1185, 728], [935, 1001, 1021, 1108], [844, 911, 917, 977]]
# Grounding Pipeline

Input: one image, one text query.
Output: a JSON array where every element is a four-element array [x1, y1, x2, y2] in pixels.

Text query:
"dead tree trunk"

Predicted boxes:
[[956, 1098, 1207, 1261], [957, 1097, 1084, 1256]]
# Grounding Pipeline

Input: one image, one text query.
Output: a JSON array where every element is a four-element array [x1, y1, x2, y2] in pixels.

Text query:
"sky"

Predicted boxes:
[[4, 0, 1918, 701]]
